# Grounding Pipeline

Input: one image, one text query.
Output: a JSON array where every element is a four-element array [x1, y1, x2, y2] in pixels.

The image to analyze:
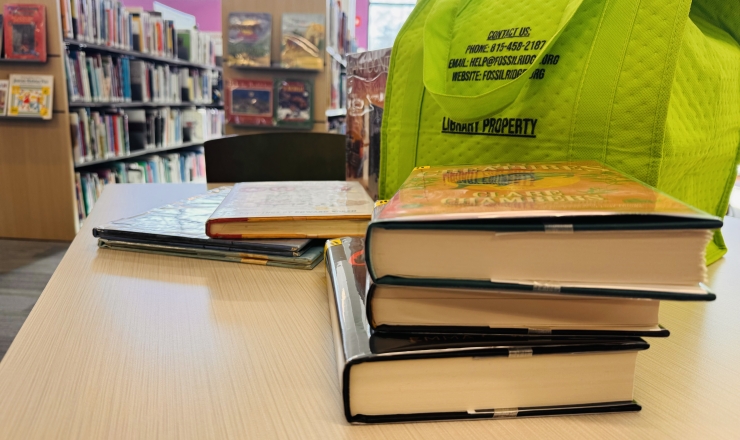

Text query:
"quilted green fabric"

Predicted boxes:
[[380, 0, 740, 263]]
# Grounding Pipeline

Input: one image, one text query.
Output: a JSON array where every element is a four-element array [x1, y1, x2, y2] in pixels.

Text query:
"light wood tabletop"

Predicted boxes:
[[0, 183, 738, 439]]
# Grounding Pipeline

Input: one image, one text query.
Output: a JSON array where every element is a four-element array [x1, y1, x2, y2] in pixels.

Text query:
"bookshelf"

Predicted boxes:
[[63, 39, 223, 71], [73, 141, 210, 169], [0, 0, 223, 240], [221, 0, 355, 135]]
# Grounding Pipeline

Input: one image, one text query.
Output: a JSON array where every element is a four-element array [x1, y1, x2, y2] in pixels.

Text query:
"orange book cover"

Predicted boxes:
[[206, 181, 375, 238], [377, 161, 717, 222]]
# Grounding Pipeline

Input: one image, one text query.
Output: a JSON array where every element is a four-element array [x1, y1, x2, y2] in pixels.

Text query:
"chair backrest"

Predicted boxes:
[[204, 132, 346, 183]]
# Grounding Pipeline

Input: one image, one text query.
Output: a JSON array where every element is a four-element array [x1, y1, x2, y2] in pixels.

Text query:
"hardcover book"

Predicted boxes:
[[326, 237, 647, 424], [366, 161, 722, 300], [225, 78, 273, 126], [3, 4, 46, 62], [8, 74, 53, 119], [205, 181, 374, 239], [93, 187, 321, 264], [0, 80, 8, 116], [227, 12, 271, 67], [97, 238, 323, 270], [280, 13, 324, 70], [334, 237, 669, 337], [275, 78, 313, 128]]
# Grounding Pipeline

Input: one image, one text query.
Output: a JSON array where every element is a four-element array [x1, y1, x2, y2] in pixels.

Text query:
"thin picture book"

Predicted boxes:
[[275, 78, 313, 128], [225, 79, 273, 126], [8, 74, 53, 119], [227, 13, 271, 67], [0, 80, 8, 116], [280, 13, 325, 70], [3, 4, 46, 62]]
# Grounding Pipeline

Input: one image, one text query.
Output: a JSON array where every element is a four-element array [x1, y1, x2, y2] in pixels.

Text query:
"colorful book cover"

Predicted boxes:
[[227, 12, 271, 67], [377, 161, 718, 222], [225, 79, 273, 126], [8, 74, 53, 119], [345, 48, 391, 200], [0, 80, 8, 116], [275, 78, 312, 128], [3, 4, 46, 62], [280, 13, 324, 70]]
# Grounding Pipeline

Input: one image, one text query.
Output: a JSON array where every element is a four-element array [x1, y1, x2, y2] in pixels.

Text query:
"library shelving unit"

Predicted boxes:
[[0, 0, 222, 240], [221, 0, 354, 135]]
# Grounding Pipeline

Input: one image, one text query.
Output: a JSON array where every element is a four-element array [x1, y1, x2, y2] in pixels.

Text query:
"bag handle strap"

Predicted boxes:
[[423, 0, 585, 122]]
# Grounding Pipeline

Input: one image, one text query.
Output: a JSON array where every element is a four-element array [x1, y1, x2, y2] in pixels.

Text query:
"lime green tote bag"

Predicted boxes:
[[379, 0, 740, 263]]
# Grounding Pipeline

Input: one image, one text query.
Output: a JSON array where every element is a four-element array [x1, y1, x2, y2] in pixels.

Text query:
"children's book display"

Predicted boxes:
[[226, 77, 314, 128], [280, 13, 325, 70], [3, 4, 46, 62], [7, 74, 53, 119], [227, 12, 271, 67]]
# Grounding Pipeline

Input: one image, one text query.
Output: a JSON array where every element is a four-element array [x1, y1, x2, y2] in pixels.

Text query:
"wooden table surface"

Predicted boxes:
[[0, 184, 738, 439]]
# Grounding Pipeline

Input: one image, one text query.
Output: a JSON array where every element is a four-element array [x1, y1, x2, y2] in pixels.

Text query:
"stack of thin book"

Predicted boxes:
[[95, 181, 375, 270], [326, 161, 722, 424]]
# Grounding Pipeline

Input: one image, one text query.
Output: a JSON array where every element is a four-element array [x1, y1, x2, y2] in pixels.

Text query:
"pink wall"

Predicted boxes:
[[122, 0, 223, 32], [355, 0, 368, 50]]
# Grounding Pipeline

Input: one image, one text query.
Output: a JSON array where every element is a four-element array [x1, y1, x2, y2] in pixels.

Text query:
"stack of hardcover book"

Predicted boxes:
[[326, 161, 722, 424]]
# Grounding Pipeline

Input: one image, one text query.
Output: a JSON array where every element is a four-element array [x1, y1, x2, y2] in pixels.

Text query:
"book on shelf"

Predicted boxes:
[[71, 105, 223, 165], [0, 80, 8, 116], [0, 14, 4, 58], [275, 78, 313, 128], [3, 4, 46, 62], [225, 78, 273, 126], [65, 49, 132, 103], [205, 181, 375, 239], [280, 13, 325, 70], [182, 107, 223, 143], [75, 147, 207, 218], [325, 237, 647, 423], [176, 29, 218, 66], [365, 161, 722, 300], [227, 13, 271, 67], [345, 48, 391, 200], [93, 187, 324, 269], [63, 0, 133, 49], [70, 108, 129, 162], [7, 74, 53, 119]]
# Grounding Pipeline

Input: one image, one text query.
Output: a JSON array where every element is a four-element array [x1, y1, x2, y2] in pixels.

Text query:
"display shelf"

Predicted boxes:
[[64, 39, 222, 71], [68, 101, 223, 109], [73, 140, 216, 169], [0, 58, 50, 64], [325, 108, 346, 118], [0, 115, 54, 120], [228, 64, 322, 73]]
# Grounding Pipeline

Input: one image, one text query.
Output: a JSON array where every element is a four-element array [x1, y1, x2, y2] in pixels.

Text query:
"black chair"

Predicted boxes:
[[204, 132, 346, 183]]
